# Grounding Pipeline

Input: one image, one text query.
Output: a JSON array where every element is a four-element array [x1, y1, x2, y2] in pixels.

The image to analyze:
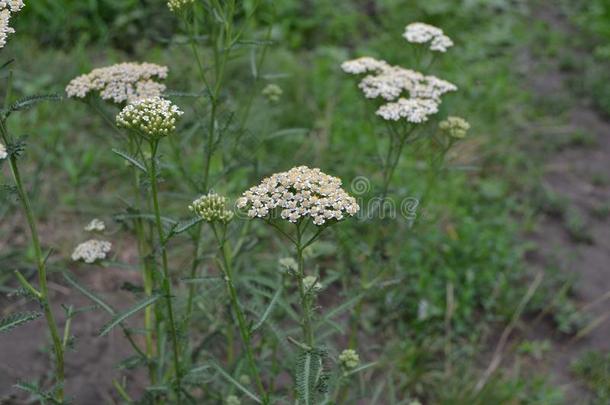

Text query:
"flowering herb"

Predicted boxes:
[[66, 62, 168, 104]]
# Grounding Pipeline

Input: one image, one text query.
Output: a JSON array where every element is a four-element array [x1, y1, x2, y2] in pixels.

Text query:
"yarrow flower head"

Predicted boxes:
[[84, 218, 106, 232], [340, 57, 389, 75], [71, 239, 112, 263], [189, 192, 234, 224], [278, 257, 298, 273], [376, 98, 439, 123], [167, 0, 193, 13], [116, 97, 183, 139], [237, 166, 360, 226], [303, 275, 322, 293], [338, 349, 360, 370], [0, 142, 7, 160], [65, 62, 168, 104], [225, 395, 240, 405], [439, 116, 471, 139], [342, 58, 457, 102], [262, 83, 283, 103], [0, 1, 24, 49], [403, 22, 454, 52]]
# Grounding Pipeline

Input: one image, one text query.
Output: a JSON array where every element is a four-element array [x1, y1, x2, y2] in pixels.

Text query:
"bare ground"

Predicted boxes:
[[517, 1, 610, 401]]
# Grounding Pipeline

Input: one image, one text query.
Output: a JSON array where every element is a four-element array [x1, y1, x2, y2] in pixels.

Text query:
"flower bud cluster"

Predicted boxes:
[[338, 349, 360, 370], [116, 97, 183, 139], [0, 142, 7, 160], [189, 192, 234, 224], [168, 0, 193, 12], [439, 116, 471, 139], [262, 84, 283, 102]]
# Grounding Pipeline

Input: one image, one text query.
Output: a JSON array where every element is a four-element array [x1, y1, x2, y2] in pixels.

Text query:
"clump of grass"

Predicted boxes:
[[572, 351, 610, 404]]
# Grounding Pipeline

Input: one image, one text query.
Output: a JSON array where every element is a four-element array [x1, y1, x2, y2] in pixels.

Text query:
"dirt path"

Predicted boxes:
[[521, 1, 610, 401]]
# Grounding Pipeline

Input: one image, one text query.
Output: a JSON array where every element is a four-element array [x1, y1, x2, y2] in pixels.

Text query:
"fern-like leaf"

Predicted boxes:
[[211, 362, 262, 404], [112, 148, 147, 173], [251, 284, 283, 332], [0, 311, 41, 333], [63, 271, 114, 314], [99, 294, 161, 336], [295, 349, 325, 405], [2, 94, 62, 118]]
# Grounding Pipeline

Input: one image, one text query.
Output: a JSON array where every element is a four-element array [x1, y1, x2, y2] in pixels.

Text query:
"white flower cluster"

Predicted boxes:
[[65, 62, 168, 104], [71, 239, 112, 263], [0, 1, 24, 49], [189, 192, 234, 223], [84, 218, 106, 232], [167, 0, 193, 12], [403, 22, 454, 52], [0, 142, 7, 160], [237, 166, 360, 226], [116, 97, 183, 139], [338, 349, 360, 370], [340, 57, 389, 75], [344, 61, 457, 103], [376, 98, 439, 123]]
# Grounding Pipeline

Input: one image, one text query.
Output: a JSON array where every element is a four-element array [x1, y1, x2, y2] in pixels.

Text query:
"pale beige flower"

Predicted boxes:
[[71, 239, 112, 263], [237, 166, 360, 226], [403, 22, 453, 52], [0, 142, 7, 160], [0, 1, 24, 49], [84, 218, 106, 232], [65, 62, 168, 104], [376, 98, 439, 123]]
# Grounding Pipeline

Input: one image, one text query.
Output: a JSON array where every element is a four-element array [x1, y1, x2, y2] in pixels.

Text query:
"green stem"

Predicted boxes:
[[128, 135, 157, 385], [295, 226, 314, 347], [148, 140, 182, 403], [211, 224, 269, 404], [2, 123, 65, 402]]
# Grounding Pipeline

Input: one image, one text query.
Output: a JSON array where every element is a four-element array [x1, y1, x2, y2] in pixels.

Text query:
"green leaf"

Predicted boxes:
[[296, 349, 324, 405], [267, 128, 309, 139], [211, 362, 262, 404], [112, 148, 147, 173], [99, 294, 162, 337], [0, 311, 42, 333], [63, 271, 115, 314], [251, 284, 283, 332], [2, 94, 62, 118], [172, 217, 203, 235]]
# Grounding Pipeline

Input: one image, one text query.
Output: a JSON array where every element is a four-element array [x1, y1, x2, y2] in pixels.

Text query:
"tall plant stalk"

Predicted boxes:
[[147, 139, 183, 403], [210, 223, 269, 404], [0, 120, 65, 402]]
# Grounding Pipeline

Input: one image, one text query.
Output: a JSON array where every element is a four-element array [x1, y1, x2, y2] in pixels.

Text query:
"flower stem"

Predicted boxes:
[[211, 224, 269, 404], [2, 123, 65, 401], [295, 226, 314, 347], [128, 135, 157, 386], [148, 140, 182, 403]]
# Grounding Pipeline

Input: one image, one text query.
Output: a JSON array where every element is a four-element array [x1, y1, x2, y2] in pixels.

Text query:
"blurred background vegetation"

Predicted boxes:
[[1, 0, 609, 403]]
